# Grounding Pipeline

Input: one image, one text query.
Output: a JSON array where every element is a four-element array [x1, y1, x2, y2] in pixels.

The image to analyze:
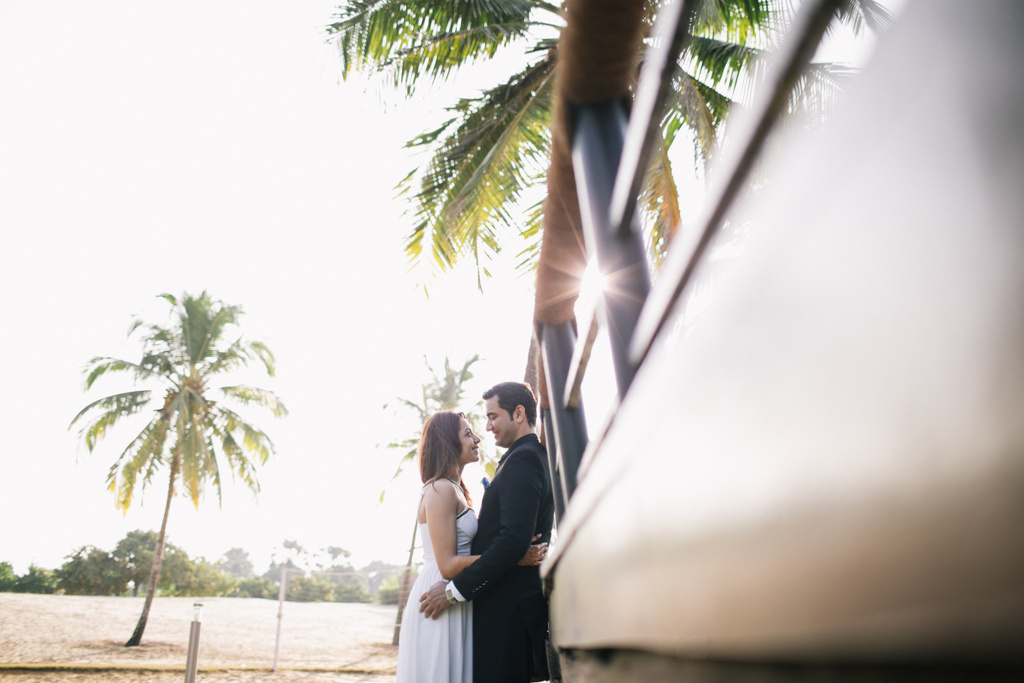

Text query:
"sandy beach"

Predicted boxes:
[[0, 593, 398, 682]]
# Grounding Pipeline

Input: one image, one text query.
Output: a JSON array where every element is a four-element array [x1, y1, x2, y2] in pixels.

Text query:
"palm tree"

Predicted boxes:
[[69, 291, 287, 646], [327, 0, 892, 280]]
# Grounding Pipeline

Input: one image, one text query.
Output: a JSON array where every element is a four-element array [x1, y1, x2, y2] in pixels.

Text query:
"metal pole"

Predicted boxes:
[[572, 101, 651, 398], [273, 567, 289, 673], [183, 602, 202, 683], [543, 409, 568, 524], [540, 321, 589, 503]]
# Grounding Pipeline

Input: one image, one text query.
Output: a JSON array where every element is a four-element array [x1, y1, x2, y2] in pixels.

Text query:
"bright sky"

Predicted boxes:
[[0, 0, 540, 575], [0, 1, 895, 578]]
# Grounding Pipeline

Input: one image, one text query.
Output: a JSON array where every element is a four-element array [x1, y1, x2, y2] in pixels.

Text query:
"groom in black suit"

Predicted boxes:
[[420, 381, 554, 682]]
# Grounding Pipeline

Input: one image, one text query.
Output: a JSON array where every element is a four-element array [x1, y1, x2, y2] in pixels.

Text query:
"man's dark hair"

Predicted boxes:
[[483, 381, 538, 427]]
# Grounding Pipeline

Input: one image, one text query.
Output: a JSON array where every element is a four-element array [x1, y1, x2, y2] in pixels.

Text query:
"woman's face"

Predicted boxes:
[[457, 416, 481, 467]]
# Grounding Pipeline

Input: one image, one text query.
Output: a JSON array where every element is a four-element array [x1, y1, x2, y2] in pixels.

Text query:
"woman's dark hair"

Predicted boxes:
[[483, 381, 538, 426], [418, 410, 472, 506]]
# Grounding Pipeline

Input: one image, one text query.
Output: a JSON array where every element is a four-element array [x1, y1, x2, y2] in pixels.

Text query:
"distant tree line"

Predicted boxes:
[[0, 530, 410, 605], [0, 562, 55, 594]]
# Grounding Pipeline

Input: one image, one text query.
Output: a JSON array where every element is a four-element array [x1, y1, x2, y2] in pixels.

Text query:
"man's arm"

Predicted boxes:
[[419, 535, 547, 619], [451, 447, 547, 601]]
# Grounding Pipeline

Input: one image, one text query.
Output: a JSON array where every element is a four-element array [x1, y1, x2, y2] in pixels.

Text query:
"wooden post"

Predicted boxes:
[[392, 516, 419, 646]]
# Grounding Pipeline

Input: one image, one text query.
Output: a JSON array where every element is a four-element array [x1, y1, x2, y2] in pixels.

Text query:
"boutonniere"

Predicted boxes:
[[481, 476, 491, 490]]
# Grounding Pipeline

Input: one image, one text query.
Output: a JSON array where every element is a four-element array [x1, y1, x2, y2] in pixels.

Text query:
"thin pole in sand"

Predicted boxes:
[[184, 602, 203, 683], [273, 568, 290, 673]]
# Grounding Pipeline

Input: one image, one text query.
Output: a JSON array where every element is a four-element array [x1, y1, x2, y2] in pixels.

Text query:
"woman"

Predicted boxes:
[[396, 411, 546, 682]]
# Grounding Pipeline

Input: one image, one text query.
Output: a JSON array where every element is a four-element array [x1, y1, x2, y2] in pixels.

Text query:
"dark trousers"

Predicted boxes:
[[473, 590, 548, 683]]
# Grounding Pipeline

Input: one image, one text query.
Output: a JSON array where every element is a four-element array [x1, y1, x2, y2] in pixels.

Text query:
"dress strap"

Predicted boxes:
[[445, 478, 472, 517]]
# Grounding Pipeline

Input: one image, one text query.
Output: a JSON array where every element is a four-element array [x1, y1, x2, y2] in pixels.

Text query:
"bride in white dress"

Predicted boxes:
[[396, 411, 546, 683]]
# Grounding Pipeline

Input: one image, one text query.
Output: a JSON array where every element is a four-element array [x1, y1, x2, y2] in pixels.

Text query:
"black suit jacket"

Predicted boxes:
[[453, 433, 554, 682]]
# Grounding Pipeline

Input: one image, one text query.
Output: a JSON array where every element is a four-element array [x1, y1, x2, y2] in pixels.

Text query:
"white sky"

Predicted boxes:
[[0, 0, 541, 575], [0, 1, 894, 578]]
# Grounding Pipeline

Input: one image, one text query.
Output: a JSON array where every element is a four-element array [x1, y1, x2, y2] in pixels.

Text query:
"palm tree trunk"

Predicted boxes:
[[391, 516, 419, 646], [126, 455, 178, 647]]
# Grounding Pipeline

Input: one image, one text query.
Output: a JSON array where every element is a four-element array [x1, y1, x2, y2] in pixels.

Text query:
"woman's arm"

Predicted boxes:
[[423, 481, 477, 580], [445, 540, 546, 576], [424, 481, 547, 580]]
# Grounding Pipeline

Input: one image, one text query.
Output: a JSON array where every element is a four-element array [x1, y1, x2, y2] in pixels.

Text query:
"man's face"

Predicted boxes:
[[484, 396, 518, 449]]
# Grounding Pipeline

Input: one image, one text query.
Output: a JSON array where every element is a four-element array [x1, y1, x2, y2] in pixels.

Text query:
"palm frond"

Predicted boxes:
[[327, 0, 540, 94], [169, 394, 191, 445], [694, 0, 783, 46], [788, 60, 857, 123], [205, 338, 251, 376], [512, 195, 545, 275], [246, 340, 277, 377], [135, 421, 169, 491], [664, 69, 732, 166], [217, 406, 275, 469], [834, 0, 894, 36], [139, 351, 177, 378], [387, 395, 431, 422], [203, 336, 277, 382], [403, 55, 555, 279], [211, 416, 261, 497], [202, 433, 223, 506], [380, 442, 419, 503], [82, 407, 142, 454], [83, 357, 159, 390], [384, 22, 533, 95], [179, 292, 241, 366], [179, 422, 216, 508], [641, 138, 683, 267], [687, 35, 760, 94], [106, 417, 170, 513], [220, 385, 289, 418], [69, 390, 153, 448]]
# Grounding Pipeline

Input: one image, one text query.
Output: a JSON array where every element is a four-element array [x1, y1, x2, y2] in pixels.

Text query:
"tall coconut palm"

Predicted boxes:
[[328, 0, 892, 280], [69, 291, 287, 646]]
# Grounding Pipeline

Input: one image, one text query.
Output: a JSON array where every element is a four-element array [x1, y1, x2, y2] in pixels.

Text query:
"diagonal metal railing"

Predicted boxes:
[[535, 0, 845, 520], [534, 0, 695, 521]]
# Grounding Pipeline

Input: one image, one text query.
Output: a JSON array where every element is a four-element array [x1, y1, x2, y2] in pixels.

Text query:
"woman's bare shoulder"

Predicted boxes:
[[421, 478, 459, 503]]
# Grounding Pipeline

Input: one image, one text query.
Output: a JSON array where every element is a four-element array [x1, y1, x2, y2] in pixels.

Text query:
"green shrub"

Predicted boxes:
[[376, 573, 404, 605], [16, 565, 57, 594], [0, 562, 17, 592], [163, 558, 236, 597], [333, 582, 371, 603], [230, 575, 275, 599], [287, 574, 334, 602], [56, 546, 128, 596]]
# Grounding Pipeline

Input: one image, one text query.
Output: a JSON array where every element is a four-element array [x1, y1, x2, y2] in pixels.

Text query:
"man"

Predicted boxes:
[[420, 381, 555, 682]]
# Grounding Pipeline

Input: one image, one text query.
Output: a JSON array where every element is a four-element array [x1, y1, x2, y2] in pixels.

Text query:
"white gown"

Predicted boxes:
[[396, 503, 477, 683]]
